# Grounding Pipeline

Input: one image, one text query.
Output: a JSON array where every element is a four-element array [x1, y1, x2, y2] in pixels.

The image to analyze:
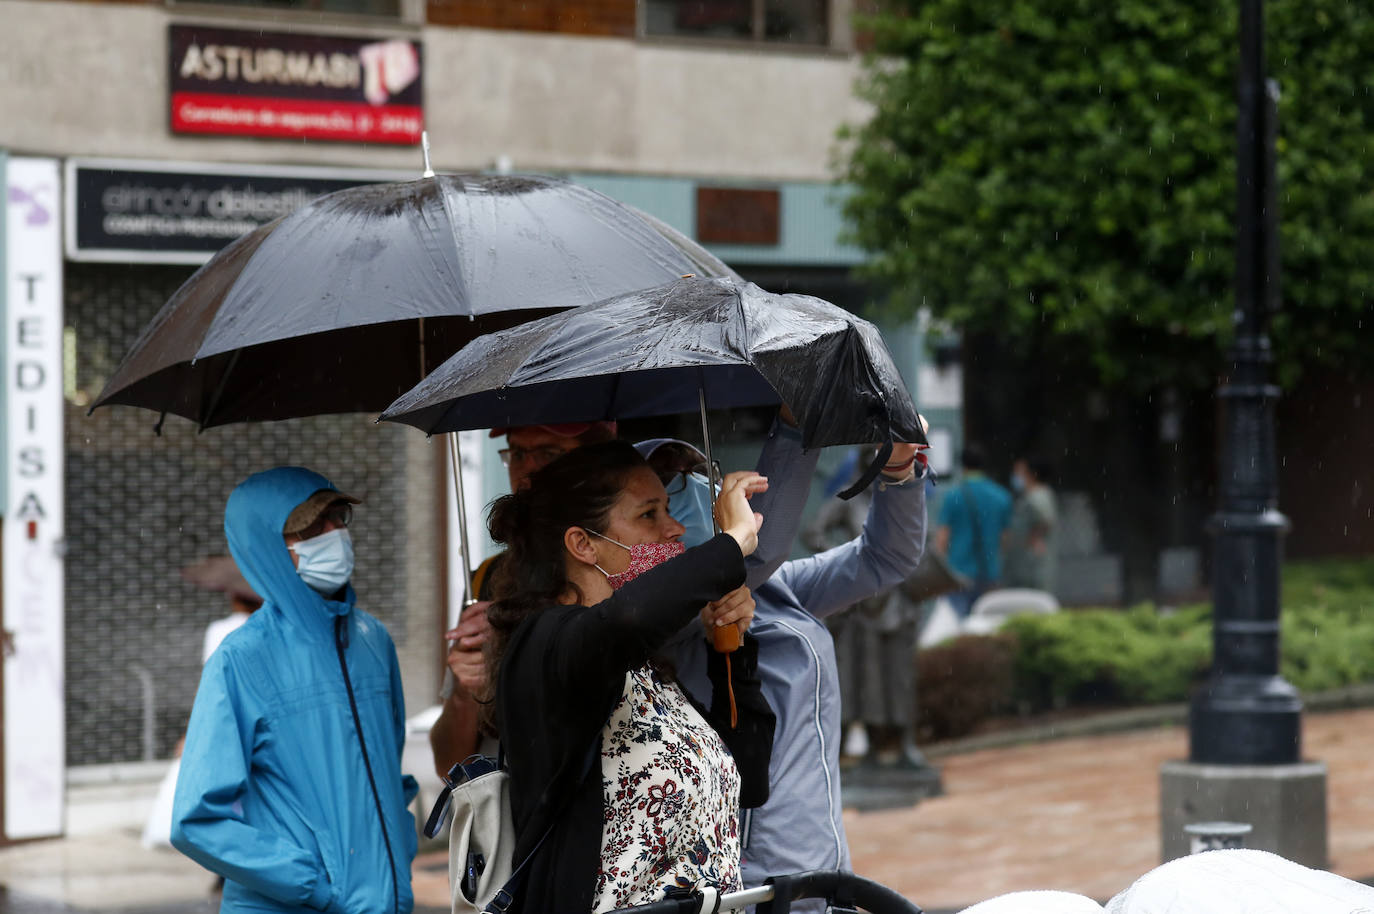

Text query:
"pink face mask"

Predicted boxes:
[[586, 529, 686, 590]]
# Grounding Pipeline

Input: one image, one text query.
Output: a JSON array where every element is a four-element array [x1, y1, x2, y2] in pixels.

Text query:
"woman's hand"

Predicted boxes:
[[701, 585, 755, 635], [713, 470, 768, 556]]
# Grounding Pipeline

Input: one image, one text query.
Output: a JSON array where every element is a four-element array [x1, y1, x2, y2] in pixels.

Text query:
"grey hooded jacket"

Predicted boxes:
[[669, 422, 928, 904]]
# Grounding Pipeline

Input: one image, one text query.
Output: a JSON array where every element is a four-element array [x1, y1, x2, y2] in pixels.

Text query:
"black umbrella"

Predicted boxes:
[[90, 173, 737, 429], [380, 276, 926, 459]]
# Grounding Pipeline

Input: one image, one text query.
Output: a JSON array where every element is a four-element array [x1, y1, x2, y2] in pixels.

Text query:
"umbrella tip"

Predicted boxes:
[[421, 131, 434, 179]]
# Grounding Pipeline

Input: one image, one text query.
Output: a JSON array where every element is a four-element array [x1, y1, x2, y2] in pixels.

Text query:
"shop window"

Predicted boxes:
[[171, 0, 403, 18], [642, 0, 829, 47]]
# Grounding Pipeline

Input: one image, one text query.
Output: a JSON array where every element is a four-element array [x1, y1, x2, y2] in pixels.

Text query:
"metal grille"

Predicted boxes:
[[64, 263, 433, 766]]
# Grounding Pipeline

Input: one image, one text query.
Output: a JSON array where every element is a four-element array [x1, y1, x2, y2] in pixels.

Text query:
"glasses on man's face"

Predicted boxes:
[[498, 446, 573, 470], [297, 503, 352, 541]]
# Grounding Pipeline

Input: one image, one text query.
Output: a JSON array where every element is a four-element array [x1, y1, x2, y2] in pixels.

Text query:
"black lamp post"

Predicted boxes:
[[1188, 0, 1302, 765]]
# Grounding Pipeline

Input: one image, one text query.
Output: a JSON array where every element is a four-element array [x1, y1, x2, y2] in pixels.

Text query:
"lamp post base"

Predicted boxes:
[[1159, 759, 1327, 867]]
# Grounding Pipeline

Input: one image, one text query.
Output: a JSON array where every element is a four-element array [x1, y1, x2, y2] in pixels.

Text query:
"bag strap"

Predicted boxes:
[[837, 439, 893, 501], [482, 731, 603, 913]]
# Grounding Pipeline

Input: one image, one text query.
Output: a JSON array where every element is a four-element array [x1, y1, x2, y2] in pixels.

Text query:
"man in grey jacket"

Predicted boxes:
[[657, 418, 927, 906]]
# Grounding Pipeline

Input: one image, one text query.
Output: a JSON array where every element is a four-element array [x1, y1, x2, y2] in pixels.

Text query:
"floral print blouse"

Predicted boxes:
[[592, 665, 743, 912]]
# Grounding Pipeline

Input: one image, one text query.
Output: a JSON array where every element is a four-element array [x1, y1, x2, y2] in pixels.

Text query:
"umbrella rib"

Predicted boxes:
[[199, 349, 243, 431], [608, 367, 623, 420], [432, 176, 475, 319]]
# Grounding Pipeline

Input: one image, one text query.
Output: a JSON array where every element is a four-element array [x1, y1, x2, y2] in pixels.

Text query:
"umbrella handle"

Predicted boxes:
[[712, 624, 741, 652], [699, 388, 741, 726]]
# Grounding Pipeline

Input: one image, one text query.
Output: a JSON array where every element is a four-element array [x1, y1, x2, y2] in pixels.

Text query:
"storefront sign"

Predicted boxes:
[[64, 159, 409, 264], [2, 155, 65, 840], [169, 24, 423, 144]]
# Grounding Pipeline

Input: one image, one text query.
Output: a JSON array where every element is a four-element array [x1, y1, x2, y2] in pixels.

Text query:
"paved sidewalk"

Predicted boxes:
[[3, 707, 1372, 913], [844, 707, 1374, 911]]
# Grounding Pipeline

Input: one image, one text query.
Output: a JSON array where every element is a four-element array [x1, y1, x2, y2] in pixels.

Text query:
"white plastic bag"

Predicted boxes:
[[957, 890, 1105, 913], [1105, 849, 1374, 914], [140, 757, 180, 849]]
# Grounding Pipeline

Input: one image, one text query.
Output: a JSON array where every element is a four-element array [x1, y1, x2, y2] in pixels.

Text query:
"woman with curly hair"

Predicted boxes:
[[482, 440, 775, 913]]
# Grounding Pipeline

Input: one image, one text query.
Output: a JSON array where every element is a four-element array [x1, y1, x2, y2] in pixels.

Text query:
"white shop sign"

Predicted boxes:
[[3, 156, 66, 840]]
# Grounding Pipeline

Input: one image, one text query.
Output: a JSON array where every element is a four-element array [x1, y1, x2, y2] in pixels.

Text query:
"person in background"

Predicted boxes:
[[428, 421, 617, 777], [185, 554, 265, 662], [172, 468, 417, 914], [649, 417, 928, 909], [1003, 455, 1058, 594], [934, 443, 1012, 618]]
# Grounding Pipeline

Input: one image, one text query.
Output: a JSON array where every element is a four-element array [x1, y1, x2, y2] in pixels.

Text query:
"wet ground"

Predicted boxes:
[[5, 707, 1374, 914]]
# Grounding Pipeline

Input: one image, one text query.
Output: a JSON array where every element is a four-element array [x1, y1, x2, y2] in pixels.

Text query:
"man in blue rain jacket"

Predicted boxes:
[[172, 466, 418, 914]]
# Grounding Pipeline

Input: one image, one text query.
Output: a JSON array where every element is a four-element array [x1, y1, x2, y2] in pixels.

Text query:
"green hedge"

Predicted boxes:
[[1277, 560, 1374, 692], [1004, 604, 1212, 708], [919, 559, 1374, 737]]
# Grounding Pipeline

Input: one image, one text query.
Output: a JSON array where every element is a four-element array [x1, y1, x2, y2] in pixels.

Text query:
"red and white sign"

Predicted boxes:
[[168, 25, 423, 145]]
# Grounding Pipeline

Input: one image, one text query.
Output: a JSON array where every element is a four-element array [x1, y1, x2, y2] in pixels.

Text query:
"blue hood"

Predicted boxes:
[[225, 466, 354, 620]]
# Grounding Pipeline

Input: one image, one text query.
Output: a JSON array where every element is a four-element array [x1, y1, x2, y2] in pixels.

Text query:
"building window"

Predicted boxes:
[[642, 0, 829, 47], [172, 0, 402, 18]]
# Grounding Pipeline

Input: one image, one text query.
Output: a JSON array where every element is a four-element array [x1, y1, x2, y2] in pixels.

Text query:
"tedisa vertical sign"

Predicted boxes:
[[3, 156, 65, 839]]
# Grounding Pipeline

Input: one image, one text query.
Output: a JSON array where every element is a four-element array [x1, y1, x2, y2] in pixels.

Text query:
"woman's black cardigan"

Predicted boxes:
[[495, 533, 776, 914]]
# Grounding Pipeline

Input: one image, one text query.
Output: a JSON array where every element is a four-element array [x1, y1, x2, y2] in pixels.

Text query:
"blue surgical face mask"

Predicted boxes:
[[671, 472, 718, 548], [1011, 472, 1027, 494], [290, 528, 355, 594]]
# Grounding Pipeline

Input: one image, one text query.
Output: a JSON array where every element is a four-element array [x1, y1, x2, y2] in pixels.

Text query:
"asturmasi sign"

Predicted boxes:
[[168, 24, 423, 145]]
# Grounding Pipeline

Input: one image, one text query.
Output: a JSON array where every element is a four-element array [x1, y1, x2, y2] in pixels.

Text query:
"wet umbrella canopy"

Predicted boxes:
[[90, 174, 736, 428], [380, 277, 926, 451]]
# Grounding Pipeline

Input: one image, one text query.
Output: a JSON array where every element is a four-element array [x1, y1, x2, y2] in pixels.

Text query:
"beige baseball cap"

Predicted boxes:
[[282, 488, 361, 536]]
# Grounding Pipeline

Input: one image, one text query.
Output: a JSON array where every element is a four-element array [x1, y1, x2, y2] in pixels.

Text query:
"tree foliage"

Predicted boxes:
[[840, 0, 1374, 390]]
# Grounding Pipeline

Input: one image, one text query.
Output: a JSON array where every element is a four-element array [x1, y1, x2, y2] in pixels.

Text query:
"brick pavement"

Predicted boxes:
[[5, 709, 1369, 913], [842, 708, 1374, 912]]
